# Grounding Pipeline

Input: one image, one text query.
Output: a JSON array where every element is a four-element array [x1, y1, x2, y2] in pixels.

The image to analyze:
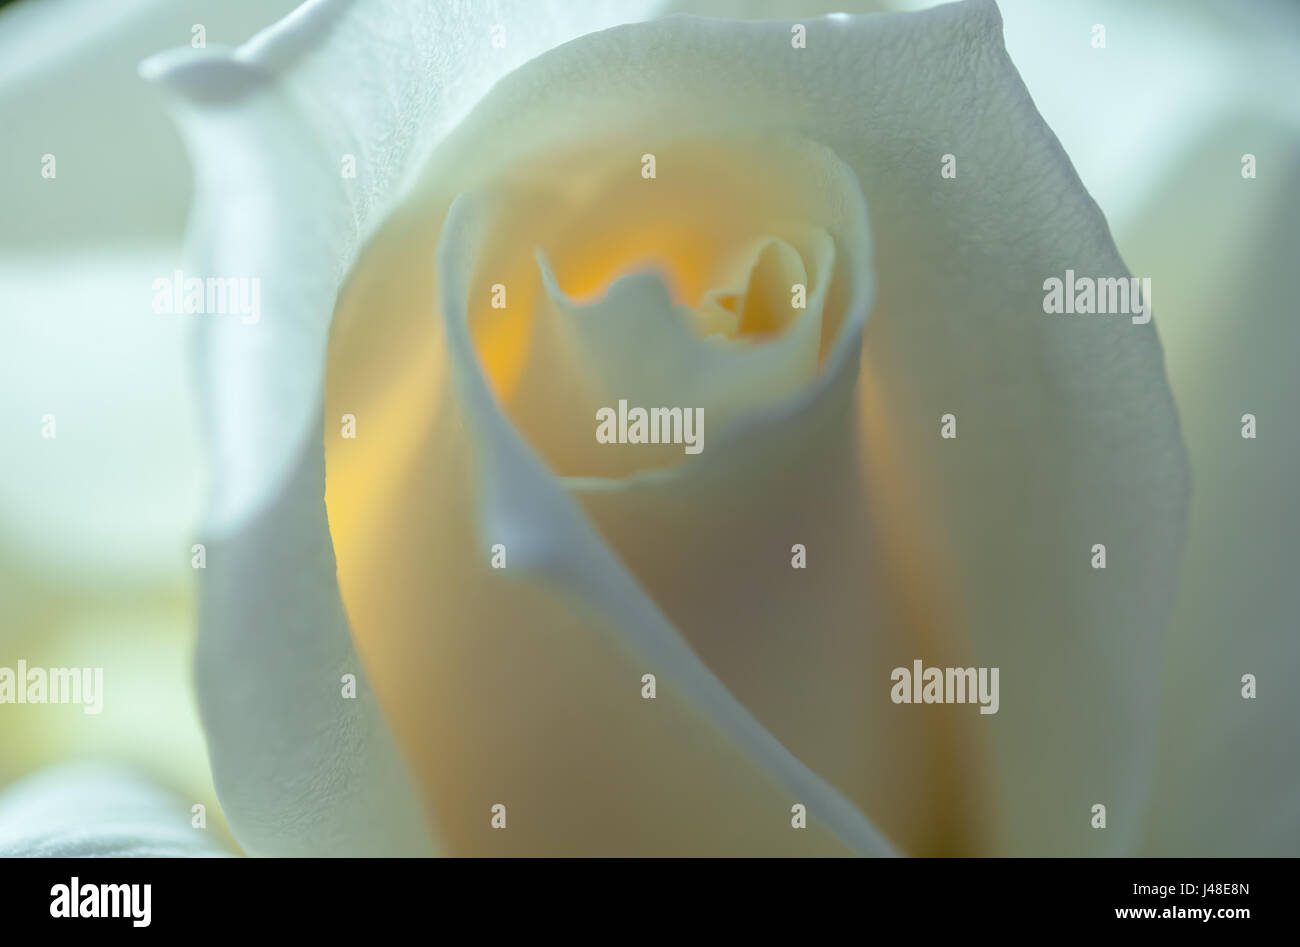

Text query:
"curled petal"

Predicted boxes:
[[326, 188, 894, 855]]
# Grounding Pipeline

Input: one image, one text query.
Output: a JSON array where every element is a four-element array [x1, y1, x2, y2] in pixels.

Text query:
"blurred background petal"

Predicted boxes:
[[0, 0, 304, 249], [1131, 118, 1300, 855], [0, 0, 312, 827], [0, 762, 233, 856]]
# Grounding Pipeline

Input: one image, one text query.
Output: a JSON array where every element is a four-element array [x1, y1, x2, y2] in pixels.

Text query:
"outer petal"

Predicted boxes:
[[992, 0, 1300, 236], [0, 0, 310, 822], [947, 0, 1300, 857], [664, 0, 894, 16], [140, 0, 665, 856], [0, 764, 232, 857], [0, 0, 305, 584], [1130, 120, 1300, 855]]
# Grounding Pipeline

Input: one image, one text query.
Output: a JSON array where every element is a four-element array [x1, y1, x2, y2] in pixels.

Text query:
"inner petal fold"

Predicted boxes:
[[524, 227, 832, 478]]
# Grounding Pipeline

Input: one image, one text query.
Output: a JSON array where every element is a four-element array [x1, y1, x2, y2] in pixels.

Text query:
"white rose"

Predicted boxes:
[[149, 0, 1189, 858], [0, 0, 1293, 858]]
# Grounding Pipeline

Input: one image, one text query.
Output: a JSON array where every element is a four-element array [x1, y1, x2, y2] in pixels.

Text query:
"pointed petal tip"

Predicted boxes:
[[137, 46, 265, 102]]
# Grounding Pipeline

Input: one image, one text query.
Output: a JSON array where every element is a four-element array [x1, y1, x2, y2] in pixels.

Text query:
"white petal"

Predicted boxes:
[[140, 0, 663, 856], [0, 763, 233, 857], [0, 0, 323, 591], [0, 608, 222, 838], [1129, 120, 1300, 855], [662, 0, 894, 16]]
